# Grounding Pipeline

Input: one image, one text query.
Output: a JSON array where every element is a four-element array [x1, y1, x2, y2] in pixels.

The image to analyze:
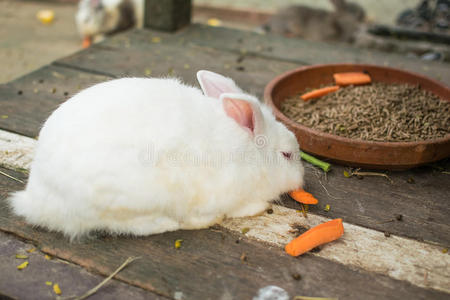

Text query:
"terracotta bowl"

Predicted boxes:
[[264, 64, 450, 170]]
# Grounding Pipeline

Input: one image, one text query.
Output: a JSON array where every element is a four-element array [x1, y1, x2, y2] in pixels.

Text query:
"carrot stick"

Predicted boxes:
[[300, 85, 340, 101], [333, 72, 371, 86], [289, 188, 318, 205], [285, 218, 344, 256]]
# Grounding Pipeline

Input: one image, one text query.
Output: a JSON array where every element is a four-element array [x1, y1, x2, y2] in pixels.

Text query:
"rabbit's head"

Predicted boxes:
[[197, 71, 304, 193], [75, 0, 124, 41]]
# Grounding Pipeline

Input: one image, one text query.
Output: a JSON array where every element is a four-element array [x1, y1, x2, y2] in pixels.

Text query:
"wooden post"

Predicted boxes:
[[144, 0, 191, 32]]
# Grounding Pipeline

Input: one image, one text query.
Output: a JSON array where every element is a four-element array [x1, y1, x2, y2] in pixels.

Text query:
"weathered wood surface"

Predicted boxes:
[[178, 25, 450, 85], [57, 25, 450, 86], [0, 65, 110, 138], [0, 172, 447, 300], [222, 205, 450, 293], [287, 161, 450, 247], [0, 231, 165, 300], [0, 129, 35, 171], [56, 33, 301, 97]]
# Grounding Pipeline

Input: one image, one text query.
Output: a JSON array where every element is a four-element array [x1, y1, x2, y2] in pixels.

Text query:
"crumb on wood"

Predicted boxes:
[[289, 223, 309, 236], [240, 252, 248, 262]]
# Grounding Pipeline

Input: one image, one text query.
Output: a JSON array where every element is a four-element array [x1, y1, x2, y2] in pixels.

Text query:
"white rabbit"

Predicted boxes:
[[8, 71, 304, 240], [76, 0, 144, 47]]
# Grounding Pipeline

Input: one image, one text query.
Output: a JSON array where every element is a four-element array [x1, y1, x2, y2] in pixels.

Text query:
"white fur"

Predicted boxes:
[[9, 71, 304, 240], [76, 0, 143, 40]]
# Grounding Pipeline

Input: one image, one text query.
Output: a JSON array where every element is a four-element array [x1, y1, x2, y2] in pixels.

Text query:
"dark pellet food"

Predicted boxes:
[[281, 83, 450, 142]]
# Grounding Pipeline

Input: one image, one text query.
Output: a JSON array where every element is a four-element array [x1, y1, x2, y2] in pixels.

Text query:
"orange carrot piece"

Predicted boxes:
[[285, 218, 344, 256], [333, 72, 371, 86], [289, 188, 318, 205], [300, 85, 340, 101]]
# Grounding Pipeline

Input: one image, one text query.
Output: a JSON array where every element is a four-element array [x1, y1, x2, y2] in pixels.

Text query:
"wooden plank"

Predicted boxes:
[[178, 25, 450, 86], [222, 205, 450, 293], [0, 231, 166, 300], [55, 25, 449, 91], [282, 161, 450, 247], [0, 176, 447, 300], [144, 0, 191, 32], [94, 25, 448, 85], [55, 32, 302, 99], [0, 65, 111, 138], [0, 129, 35, 171], [368, 24, 450, 44]]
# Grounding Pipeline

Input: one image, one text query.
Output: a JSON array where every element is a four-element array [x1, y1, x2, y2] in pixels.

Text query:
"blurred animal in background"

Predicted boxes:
[[397, 0, 449, 33], [76, 0, 144, 48], [265, 0, 366, 43]]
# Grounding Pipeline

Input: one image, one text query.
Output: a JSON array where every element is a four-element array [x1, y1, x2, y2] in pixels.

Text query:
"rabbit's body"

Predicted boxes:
[[9, 73, 303, 240]]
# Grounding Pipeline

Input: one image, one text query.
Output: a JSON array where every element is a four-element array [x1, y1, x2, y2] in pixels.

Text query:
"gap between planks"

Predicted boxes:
[[0, 128, 449, 293]]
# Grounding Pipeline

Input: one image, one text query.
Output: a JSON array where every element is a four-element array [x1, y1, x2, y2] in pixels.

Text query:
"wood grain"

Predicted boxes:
[[78, 25, 450, 85], [282, 161, 450, 247], [179, 24, 450, 86], [0, 169, 448, 300], [56, 33, 301, 98], [0, 231, 166, 300]]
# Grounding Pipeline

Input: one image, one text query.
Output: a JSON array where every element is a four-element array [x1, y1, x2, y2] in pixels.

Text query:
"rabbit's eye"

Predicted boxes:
[[281, 151, 292, 160]]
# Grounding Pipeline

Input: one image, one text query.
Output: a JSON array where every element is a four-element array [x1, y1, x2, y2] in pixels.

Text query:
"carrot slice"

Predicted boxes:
[[285, 218, 344, 256], [300, 85, 340, 101], [333, 72, 371, 86], [289, 188, 318, 205]]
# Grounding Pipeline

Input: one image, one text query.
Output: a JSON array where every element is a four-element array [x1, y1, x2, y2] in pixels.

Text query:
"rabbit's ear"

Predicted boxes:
[[197, 70, 242, 99], [221, 95, 263, 135]]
